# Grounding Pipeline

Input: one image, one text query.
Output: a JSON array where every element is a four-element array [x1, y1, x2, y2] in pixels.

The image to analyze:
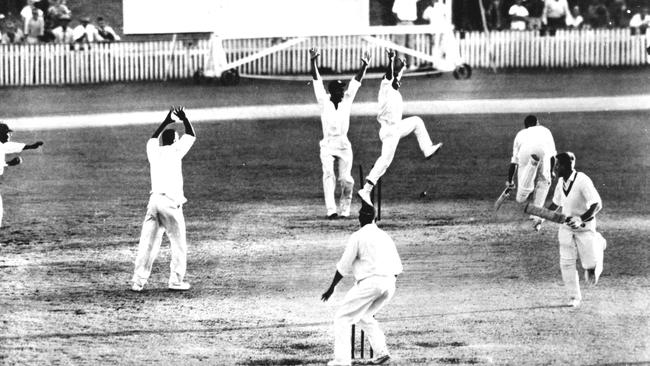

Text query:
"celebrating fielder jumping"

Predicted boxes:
[[310, 47, 370, 219], [506, 115, 557, 231], [358, 49, 443, 207]]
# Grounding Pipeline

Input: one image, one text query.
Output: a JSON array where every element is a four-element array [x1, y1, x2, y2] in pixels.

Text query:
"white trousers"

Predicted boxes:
[[558, 224, 606, 301], [516, 157, 551, 206], [132, 193, 188, 287], [320, 143, 354, 216], [331, 275, 396, 365], [366, 116, 433, 185]]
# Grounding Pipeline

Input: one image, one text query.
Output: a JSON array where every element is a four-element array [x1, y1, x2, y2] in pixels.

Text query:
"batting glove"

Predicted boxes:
[[565, 216, 583, 229]]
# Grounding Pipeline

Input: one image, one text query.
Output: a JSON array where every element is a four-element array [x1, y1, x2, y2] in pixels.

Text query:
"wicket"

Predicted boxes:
[[351, 324, 373, 360]]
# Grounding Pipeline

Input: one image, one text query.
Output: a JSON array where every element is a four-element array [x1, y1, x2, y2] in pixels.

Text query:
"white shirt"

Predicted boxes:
[[73, 24, 101, 43], [52, 26, 75, 43], [553, 170, 602, 227], [509, 5, 530, 30], [336, 223, 403, 282], [0, 142, 26, 176], [511, 125, 556, 165], [566, 14, 584, 28], [422, 3, 451, 33], [544, 0, 570, 20], [313, 77, 361, 149], [629, 13, 650, 28], [392, 0, 418, 22], [146, 134, 195, 204], [377, 78, 403, 126]]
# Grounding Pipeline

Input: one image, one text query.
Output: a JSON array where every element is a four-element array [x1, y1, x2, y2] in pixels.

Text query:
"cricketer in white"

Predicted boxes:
[[507, 115, 557, 230], [310, 47, 370, 219], [547, 152, 605, 308], [321, 201, 403, 366], [0, 122, 43, 228], [131, 107, 196, 292], [358, 49, 442, 207]]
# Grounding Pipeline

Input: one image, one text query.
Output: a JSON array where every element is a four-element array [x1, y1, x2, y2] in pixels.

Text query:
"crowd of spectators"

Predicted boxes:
[[485, 0, 650, 33], [0, 0, 120, 45]]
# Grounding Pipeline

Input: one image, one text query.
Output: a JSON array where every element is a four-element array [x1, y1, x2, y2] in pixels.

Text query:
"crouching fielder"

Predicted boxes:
[[358, 49, 442, 206], [321, 201, 402, 366], [507, 115, 557, 230], [310, 47, 370, 219], [546, 152, 606, 308]]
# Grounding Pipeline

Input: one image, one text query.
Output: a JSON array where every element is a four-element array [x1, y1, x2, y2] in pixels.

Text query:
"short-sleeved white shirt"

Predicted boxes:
[[553, 170, 602, 219], [313, 77, 361, 149], [511, 125, 556, 165], [509, 5, 530, 30], [336, 223, 403, 282], [0, 141, 26, 176], [147, 134, 195, 204], [377, 78, 403, 126]]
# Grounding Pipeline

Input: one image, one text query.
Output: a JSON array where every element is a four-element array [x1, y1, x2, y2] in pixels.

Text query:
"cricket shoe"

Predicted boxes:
[[584, 268, 598, 286], [131, 283, 144, 292], [424, 142, 443, 160], [370, 354, 391, 364], [328, 213, 339, 220], [168, 281, 191, 291], [357, 189, 373, 206]]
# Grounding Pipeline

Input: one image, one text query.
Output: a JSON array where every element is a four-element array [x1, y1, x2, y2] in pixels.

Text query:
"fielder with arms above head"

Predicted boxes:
[[310, 47, 370, 219], [131, 107, 196, 292], [507, 115, 557, 231], [321, 201, 402, 366], [546, 152, 606, 308], [358, 49, 443, 207], [0, 122, 43, 228]]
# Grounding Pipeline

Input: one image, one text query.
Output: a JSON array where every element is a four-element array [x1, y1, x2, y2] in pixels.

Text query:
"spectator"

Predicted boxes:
[[586, 0, 611, 28], [1, 20, 24, 44], [24, 5, 44, 43], [50, 12, 73, 43], [392, 0, 418, 68], [609, 0, 631, 27], [629, 6, 650, 32], [566, 5, 585, 28], [484, 0, 505, 30], [526, 0, 545, 30], [73, 16, 101, 44], [46, 0, 71, 29], [96, 17, 120, 41], [542, 0, 571, 31], [509, 0, 530, 30], [20, 0, 43, 34]]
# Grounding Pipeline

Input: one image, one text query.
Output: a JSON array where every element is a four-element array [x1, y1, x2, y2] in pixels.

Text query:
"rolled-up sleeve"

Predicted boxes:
[[3, 142, 25, 154], [176, 134, 196, 158], [345, 78, 361, 100], [336, 233, 358, 277], [581, 175, 601, 208], [511, 133, 521, 164]]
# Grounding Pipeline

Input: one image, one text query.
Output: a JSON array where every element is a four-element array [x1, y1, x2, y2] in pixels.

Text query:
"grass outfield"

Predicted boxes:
[[0, 106, 648, 364]]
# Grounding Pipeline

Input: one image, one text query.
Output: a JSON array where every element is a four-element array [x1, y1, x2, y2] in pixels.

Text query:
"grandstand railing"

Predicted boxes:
[[0, 28, 648, 86]]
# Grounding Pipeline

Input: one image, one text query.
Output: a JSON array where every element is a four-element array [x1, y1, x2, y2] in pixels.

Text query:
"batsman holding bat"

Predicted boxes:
[[504, 115, 556, 231], [545, 152, 606, 308]]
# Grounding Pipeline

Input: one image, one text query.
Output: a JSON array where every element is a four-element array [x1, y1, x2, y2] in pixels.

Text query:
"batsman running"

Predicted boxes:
[[310, 47, 370, 219], [545, 152, 606, 308], [504, 115, 557, 231], [321, 201, 402, 366], [358, 49, 443, 206]]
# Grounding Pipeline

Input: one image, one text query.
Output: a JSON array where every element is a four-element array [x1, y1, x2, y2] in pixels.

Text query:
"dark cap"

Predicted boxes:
[[556, 151, 576, 168], [0, 123, 14, 134], [524, 115, 538, 127], [358, 201, 376, 219], [328, 80, 346, 94]]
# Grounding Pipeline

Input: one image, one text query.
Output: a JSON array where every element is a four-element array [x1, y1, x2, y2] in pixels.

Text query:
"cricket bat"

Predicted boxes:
[[524, 203, 566, 223], [493, 186, 512, 211]]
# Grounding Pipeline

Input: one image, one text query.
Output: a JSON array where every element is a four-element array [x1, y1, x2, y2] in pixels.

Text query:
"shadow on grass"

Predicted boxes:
[[1, 304, 569, 341], [236, 358, 323, 366]]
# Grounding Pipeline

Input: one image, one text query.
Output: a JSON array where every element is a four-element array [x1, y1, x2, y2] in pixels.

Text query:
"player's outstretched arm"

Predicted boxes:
[[23, 141, 43, 150], [354, 51, 371, 82], [321, 270, 343, 302], [151, 107, 175, 138], [174, 106, 195, 137], [309, 48, 321, 80], [507, 163, 517, 187], [384, 49, 395, 81]]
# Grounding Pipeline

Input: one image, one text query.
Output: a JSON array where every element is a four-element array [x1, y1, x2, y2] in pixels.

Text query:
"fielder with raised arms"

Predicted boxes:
[[131, 107, 196, 292], [321, 201, 402, 366], [506, 115, 557, 231], [358, 49, 443, 207], [310, 47, 370, 219], [0, 122, 43, 228], [546, 152, 606, 308]]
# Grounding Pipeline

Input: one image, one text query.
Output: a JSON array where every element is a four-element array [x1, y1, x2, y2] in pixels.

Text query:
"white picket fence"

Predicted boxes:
[[0, 29, 648, 86]]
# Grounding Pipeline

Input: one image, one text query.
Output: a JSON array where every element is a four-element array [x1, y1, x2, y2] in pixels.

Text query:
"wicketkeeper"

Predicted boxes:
[[321, 201, 402, 366], [546, 152, 606, 308]]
